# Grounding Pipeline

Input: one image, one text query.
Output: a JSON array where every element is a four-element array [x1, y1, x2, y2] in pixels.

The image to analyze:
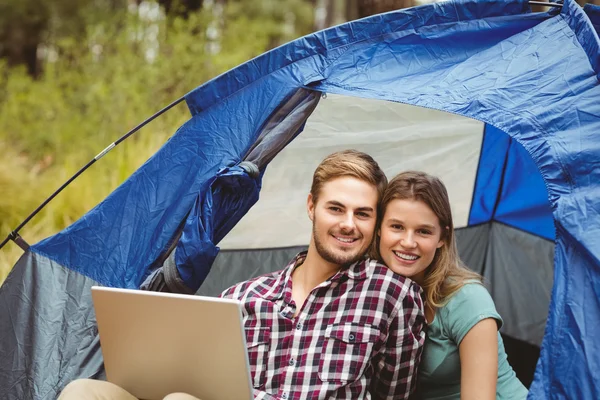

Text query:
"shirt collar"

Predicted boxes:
[[262, 251, 372, 302]]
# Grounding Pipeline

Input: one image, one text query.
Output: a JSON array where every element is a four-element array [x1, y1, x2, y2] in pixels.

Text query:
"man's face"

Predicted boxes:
[[307, 176, 378, 267]]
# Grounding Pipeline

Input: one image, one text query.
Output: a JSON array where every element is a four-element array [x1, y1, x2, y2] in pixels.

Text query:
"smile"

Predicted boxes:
[[393, 251, 419, 261], [334, 236, 358, 244]]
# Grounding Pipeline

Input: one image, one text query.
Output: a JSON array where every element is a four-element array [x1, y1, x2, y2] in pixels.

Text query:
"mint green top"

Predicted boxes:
[[417, 283, 528, 400]]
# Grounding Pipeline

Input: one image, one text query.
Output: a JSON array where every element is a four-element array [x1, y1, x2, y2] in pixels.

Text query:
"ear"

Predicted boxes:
[[437, 226, 449, 248], [307, 193, 315, 221]]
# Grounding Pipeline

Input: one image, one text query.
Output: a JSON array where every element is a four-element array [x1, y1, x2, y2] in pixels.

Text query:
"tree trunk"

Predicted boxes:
[[158, 0, 204, 18], [0, 2, 49, 78]]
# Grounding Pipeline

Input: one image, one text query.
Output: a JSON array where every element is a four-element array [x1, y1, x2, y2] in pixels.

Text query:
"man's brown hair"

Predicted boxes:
[[310, 150, 387, 205]]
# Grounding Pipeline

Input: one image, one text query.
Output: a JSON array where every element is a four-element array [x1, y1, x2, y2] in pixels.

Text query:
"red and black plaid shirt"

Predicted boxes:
[[221, 252, 426, 400]]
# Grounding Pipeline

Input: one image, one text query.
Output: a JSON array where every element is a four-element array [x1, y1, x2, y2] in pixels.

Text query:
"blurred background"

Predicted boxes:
[[0, 0, 598, 282]]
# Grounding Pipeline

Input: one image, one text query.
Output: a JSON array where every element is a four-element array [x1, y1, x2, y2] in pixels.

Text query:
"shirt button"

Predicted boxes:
[[349, 334, 355, 342], [282, 393, 288, 399], [289, 358, 296, 366], [296, 323, 302, 330]]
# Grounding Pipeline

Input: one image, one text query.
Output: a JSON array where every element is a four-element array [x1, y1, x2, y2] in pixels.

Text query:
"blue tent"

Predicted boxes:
[[1, 0, 599, 398]]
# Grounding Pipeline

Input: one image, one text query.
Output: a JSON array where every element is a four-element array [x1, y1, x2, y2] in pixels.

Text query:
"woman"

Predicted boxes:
[[373, 171, 527, 400]]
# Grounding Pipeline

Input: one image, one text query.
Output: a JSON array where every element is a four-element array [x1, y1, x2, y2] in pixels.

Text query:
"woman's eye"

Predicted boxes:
[[419, 229, 432, 235]]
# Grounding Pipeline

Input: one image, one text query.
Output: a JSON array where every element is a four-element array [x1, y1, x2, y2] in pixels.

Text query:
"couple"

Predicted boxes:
[[60, 150, 527, 399]]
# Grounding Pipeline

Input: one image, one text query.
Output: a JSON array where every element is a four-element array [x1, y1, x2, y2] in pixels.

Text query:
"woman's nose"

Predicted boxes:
[[400, 232, 417, 248]]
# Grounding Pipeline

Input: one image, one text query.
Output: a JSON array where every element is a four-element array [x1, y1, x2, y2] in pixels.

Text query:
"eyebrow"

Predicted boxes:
[[387, 218, 436, 230], [325, 201, 374, 213]]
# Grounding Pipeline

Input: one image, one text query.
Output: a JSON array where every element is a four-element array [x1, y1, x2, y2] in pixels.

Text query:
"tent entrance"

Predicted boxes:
[[199, 94, 555, 387]]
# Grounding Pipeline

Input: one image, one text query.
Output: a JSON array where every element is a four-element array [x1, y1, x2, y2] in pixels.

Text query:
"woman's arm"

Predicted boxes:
[[458, 318, 498, 400]]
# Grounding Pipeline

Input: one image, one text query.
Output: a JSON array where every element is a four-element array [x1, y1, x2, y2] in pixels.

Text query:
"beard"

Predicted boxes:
[[312, 221, 367, 267]]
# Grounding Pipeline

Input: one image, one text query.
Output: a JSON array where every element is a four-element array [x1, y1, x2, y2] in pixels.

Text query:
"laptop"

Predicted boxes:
[[91, 286, 253, 400]]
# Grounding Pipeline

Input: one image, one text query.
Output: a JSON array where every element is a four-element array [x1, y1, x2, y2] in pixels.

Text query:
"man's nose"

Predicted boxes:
[[339, 212, 356, 232]]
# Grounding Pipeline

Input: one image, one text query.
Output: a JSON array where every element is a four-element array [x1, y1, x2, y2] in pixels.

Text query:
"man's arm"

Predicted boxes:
[[371, 283, 426, 399]]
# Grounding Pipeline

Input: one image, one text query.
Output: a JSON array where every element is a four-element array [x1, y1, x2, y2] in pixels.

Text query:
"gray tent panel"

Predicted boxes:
[[455, 224, 491, 276], [197, 246, 307, 297], [484, 223, 554, 347], [0, 252, 104, 400]]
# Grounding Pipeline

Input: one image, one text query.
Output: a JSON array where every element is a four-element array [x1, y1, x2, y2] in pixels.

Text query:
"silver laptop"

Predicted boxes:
[[91, 286, 253, 400]]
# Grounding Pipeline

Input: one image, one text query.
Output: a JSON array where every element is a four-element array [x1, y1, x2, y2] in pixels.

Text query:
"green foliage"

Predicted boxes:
[[0, 0, 314, 282]]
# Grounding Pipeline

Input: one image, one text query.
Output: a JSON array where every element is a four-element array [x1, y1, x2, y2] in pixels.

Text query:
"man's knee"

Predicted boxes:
[[58, 379, 137, 400], [162, 393, 201, 400]]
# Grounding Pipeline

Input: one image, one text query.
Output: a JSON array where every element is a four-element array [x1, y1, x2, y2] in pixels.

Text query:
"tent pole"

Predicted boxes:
[[0, 96, 186, 251], [529, 1, 563, 7]]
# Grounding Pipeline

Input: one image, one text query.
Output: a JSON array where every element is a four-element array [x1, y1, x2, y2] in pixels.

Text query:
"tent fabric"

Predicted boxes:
[[0, 252, 104, 400], [587, 4, 600, 34], [468, 124, 554, 240], [484, 223, 554, 347], [0, 0, 599, 398]]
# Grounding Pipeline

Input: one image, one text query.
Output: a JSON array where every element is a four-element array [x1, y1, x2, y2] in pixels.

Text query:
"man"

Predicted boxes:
[[59, 150, 425, 400], [222, 149, 425, 399]]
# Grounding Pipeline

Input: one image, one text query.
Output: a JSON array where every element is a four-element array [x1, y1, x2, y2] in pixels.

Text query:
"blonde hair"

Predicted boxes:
[[372, 171, 482, 309], [310, 150, 387, 205]]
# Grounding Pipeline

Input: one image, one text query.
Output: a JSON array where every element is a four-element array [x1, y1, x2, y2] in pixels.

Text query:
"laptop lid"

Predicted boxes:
[[91, 286, 253, 400]]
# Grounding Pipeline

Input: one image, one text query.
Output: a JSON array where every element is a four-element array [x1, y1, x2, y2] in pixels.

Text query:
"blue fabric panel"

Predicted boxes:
[[32, 78, 302, 288], [572, 3, 600, 80], [468, 124, 510, 226], [184, 0, 532, 115], [494, 138, 554, 240], [174, 165, 261, 291], [585, 4, 600, 35], [470, 123, 554, 240]]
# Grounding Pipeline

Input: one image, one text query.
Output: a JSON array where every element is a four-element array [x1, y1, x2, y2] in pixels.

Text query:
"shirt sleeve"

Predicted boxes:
[[220, 281, 246, 299], [441, 283, 502, 345], [253, 388, 279, 399], [220, 285, 234, 298], [371, 282, 426, 399]]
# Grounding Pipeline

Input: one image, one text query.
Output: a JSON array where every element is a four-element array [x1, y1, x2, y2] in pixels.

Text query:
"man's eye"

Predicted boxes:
[[357, 212, 371, 218], [329, 207, 342, 212]]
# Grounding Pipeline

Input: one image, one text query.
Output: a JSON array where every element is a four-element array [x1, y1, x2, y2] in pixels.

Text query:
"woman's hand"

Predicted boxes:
[[459, 318, 498, 400]]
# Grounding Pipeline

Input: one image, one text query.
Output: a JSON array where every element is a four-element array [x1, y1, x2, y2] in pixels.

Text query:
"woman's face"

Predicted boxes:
[[379, 198, 444, 285]]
